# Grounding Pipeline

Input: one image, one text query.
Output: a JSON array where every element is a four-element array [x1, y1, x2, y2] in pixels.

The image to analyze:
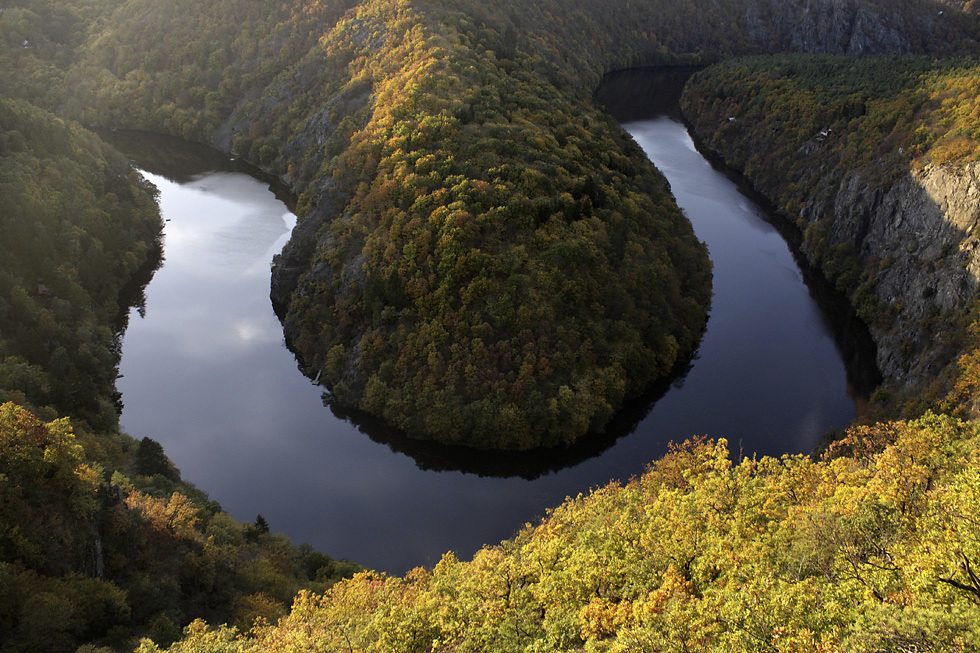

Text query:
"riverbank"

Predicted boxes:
[[681, 55, 980, 412], [110, 71, 861, 575]]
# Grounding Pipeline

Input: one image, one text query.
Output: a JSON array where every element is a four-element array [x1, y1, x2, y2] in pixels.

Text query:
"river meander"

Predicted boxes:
[[114, 71, 873, 574]]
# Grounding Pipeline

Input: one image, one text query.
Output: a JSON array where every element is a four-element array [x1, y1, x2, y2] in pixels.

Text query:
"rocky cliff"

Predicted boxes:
[[806, 160, 980, 386], [261, 2, 979, 436], [681, 56, 980, 395], [743, 0, 946, 55], [51, 0, 972, 442]]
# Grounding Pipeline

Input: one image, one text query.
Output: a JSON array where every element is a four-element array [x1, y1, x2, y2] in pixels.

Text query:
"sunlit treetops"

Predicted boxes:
[[0, 92, 359, 653], [6, 0, 973, 448], [133, 410, 980, 652], [264, 0, 712, 448], [4, 0, 977, 444], [259, 0, 976, 448], [3, 0, 980, 650], [0, 402, 361, 651]]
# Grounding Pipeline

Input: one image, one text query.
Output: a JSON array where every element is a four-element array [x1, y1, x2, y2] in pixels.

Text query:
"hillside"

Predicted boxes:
[[135, 412, 980, 652], [681, 55, 980, 409], [42, 0, 980, 448], [0, 43, 357, 653], [0, 97, 160, 430], [2, 0, 980, 650]]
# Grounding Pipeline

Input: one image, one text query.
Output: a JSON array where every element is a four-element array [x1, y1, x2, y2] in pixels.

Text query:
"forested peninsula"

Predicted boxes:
[[3, 0, 980, 650]]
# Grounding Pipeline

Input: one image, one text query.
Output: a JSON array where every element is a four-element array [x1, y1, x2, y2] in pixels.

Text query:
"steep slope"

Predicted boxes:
[[49, 0, 978, 448], [0, 98, 161, 430], [3, 0, 980, 650], [0, 99, 360, 653], [264, 0, 712, 449], [681, 55, 980, 404], [136, 414, 980, 652], [264, 0, 976, 448]]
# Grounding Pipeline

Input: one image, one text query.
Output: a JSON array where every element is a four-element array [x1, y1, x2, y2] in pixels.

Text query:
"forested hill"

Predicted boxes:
[[29, 0, 973, 449], [0, 98, 161, 431], [0, 100, 362, 652], [2, 0, 980, 650]]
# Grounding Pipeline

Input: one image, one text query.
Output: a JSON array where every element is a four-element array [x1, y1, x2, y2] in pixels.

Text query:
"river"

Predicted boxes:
[[113, 70, 874, 574]]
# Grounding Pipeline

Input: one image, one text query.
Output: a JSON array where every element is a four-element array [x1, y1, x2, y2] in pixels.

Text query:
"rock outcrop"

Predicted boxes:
[[744, 0, 924, 55], [803, 161, 980, 385], [681, 50, 980, 395]]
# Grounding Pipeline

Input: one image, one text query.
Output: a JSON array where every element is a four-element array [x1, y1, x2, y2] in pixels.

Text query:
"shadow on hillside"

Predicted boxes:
[[599, 65, 881, 403], [98, 128, 296, 210], [298, 64, 885, 478], [320, 352, 697, 481]]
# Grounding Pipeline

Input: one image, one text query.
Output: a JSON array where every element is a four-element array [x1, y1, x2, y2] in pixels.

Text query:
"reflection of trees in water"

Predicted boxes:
[[326, 63, 880, 472], [320, 352, 697, 480], [601, 65, 879, 401], [98, 129, 295, 210], [281, 303, 695, 479], [279, 66, 705, 479], [594, 65, 703, 122], [107, 68, 880, 477], [99, 129, 231, 182], [111, 236, 164, 413]]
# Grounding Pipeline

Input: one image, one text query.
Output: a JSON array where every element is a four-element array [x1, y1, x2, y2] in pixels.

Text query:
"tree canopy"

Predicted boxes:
[[3, 0, 980, 650], [0, 97, 161, 430], [130, 411, 980, 652], [8, 0, 977, 447]]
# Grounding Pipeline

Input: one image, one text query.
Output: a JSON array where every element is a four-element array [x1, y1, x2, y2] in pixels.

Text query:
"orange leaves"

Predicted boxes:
[[822, 421, 903, 462], [578, 595, 634, 640], [943, 327, 980, 419], [644, 436, 732, 493], [150, 414, 980, 652], [125, 490, 201, 541], [641, 565, 694, 617]]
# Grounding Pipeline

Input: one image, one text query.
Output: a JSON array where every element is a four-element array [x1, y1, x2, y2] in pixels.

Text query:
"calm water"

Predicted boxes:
[[115, 79, 869, 574]]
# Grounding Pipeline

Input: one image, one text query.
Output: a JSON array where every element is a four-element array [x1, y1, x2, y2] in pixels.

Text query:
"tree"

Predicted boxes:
[[135, 437, 179, 481]]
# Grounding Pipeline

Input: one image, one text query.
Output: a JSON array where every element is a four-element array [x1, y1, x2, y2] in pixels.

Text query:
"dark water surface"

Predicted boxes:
[[115, 72, 870, 574]]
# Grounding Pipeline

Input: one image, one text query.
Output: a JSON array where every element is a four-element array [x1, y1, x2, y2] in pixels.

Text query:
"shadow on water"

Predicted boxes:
[[107, 67, 887, 572], [322, 352, 698, 480], [109, 66, 880, 482], [100, 127, 671, 479], [349, 65, 881, 474], [595, 65, 704, 122], [110, 229, 165, 414], [98, 129, 297, 211], [598, 65, 882, 404]]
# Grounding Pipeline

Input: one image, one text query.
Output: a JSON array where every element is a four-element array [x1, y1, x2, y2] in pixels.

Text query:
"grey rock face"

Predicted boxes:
[[743, 0, 924, 55], [805, 162, 980, 384]]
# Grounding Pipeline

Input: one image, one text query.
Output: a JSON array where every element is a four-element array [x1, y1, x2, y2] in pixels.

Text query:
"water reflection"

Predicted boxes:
[[112, 70, 873, 574], [595, 65, 701, 121], [598, 66, 881, 401], [326, 354, 693, 480], [101, 129, 295, 209]]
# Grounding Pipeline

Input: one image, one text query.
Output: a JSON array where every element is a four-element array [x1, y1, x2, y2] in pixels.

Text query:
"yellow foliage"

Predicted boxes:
[[149, 411, 980, 652], [125, 491, 201, 541]]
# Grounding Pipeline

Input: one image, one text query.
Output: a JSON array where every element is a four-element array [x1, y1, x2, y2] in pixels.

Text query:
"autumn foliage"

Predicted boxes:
[[0, 402, 360, 652], [136, 414, 980, 652], [3, 0, 980, 651]]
